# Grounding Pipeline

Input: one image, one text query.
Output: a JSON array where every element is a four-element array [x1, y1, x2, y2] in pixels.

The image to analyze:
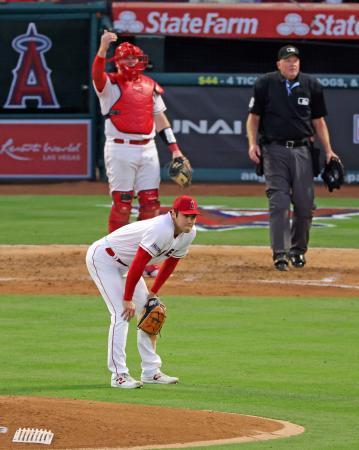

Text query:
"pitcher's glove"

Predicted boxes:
[[168, 156, 192, 188], [321, 157, 345, 192], [137, 295, 167, 336]]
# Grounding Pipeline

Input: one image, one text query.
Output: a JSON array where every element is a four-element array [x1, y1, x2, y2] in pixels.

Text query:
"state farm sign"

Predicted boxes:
[[112, 3, 359, 39], [0, 120, 92, 179]]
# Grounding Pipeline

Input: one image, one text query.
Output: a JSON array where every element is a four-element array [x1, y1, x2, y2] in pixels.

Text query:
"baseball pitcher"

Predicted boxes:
[[86, 195, 199, 389]]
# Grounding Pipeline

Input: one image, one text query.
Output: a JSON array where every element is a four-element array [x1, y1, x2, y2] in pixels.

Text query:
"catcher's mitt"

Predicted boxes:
[[137, 296, 167, 336], [321, 157, 345, 192], [168, 157, 192, 188]]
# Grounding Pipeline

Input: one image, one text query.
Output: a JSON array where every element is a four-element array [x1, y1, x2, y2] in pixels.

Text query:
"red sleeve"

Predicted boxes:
[[92, 55, 107, 93], [168, 143, 180, 154], [151, 257, 179, 294], [154, 82, 164, 95], [123, 247, 152, 301]]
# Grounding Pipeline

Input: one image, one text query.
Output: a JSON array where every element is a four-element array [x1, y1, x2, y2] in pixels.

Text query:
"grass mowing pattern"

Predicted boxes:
[[1, 294, 359, 449], [0, 195, 358, 246]]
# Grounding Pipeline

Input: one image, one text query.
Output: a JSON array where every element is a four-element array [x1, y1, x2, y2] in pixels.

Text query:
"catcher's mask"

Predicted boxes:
[[112, 42, 148, 81]]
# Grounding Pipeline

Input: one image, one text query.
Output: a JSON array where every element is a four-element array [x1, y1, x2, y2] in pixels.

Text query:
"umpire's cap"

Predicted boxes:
[[278, 45, 300, 60], [173, 195, 200, 215]]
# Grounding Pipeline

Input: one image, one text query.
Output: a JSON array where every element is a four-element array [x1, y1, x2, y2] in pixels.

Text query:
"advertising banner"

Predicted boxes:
[[112, 2, 359, 40], [157, 87, 359, 183], [0, 20, 90, 114], [0, 120, 92, 179]]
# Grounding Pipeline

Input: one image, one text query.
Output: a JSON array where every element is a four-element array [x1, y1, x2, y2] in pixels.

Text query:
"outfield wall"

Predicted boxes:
[[0, 2, 358, 183], [154, 82, 359, 184]]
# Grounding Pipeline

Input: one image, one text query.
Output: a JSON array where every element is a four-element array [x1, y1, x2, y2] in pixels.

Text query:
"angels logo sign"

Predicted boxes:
[[4, 22, 59, 109], [138, 206, 359, 231]]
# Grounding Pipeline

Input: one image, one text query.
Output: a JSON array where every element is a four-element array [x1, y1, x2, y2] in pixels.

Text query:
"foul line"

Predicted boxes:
[[253, 279, 359, 290]]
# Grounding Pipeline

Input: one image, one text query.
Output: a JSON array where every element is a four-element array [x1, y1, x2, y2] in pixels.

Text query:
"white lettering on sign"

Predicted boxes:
[[114, 9, 359, 38], [353, 115, 359, 144], [277, 12, 359, 37], [0, 138, 81, 161], [311, 14, 359, 36], [0, 139, 40, 160], [142, 11, 258, 36], [173, 119, 242, 135]]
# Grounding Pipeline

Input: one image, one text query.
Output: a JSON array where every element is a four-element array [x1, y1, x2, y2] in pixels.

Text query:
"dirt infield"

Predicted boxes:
[[0, 245, 358, 298], [0, 397, 304, 450], [0, 180, 359, 198]]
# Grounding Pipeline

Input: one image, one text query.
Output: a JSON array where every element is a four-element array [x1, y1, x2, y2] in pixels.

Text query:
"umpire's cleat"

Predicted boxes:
[[273, 253, 289, 271], [141, 371, 179, 385], [290, 253, 306, 268], [111, 373, 143, 389]]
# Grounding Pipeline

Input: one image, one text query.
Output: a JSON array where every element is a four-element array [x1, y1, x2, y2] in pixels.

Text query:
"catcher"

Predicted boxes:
[[86, 195, 200, 389], [92, 30, 192, 278]]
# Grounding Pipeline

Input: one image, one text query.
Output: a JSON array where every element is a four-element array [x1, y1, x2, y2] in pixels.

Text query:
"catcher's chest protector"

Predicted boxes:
[[108, 74, 155, 134]]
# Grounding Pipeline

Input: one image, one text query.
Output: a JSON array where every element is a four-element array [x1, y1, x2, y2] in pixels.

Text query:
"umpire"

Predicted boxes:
[[246, 44, 340, 271]]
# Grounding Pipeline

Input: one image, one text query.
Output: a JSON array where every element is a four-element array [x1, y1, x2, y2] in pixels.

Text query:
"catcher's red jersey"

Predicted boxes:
[[108, 73, 157, 134]]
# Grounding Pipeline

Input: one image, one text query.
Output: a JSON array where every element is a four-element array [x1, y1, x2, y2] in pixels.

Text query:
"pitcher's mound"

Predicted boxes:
[[0, 396, 304, 449]]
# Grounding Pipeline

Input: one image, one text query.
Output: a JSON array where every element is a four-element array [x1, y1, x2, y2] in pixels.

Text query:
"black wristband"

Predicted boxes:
[[159, 127, 177, 146]]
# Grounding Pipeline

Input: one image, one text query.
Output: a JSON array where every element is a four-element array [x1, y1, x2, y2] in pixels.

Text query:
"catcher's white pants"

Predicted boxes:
[[86, 239, 162, 378], [104, 140, 161, 194]]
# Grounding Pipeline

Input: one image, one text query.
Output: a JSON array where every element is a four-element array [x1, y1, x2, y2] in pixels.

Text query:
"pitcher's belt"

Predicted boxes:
[[114, 138, 151, 145], [105, 247, 128, 267]]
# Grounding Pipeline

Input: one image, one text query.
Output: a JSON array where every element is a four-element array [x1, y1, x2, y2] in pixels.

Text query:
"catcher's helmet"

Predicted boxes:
[[113, 42, 148, 80]]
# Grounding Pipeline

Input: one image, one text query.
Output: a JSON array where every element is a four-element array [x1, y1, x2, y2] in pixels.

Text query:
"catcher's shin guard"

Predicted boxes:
[[108, 191, 134, 232], [137, 189, 160, 221]]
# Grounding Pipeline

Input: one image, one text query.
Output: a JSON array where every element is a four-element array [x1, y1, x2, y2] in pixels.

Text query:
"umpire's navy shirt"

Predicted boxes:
[[248, 71, 327, 141]]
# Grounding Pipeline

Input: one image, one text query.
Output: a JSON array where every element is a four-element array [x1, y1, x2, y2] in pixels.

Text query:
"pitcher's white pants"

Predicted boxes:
[[86, 239, 162, 378]]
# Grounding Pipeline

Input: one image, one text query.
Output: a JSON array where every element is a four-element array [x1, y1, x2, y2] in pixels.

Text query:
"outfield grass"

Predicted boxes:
[[1, 294, 359, 449], [0, 195, 358, 247]]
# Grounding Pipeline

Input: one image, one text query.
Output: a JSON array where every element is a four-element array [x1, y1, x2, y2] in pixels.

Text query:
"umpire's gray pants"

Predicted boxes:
[[262, 143, 314, 255]]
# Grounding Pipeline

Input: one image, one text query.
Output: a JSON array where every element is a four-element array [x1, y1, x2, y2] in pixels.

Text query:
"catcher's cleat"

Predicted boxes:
[[141, 371, 179, 385], [143, 264, 159, 278], [111, 373, 143, 389], [273, 253, 289, 271], [290, 253, 306, 268]]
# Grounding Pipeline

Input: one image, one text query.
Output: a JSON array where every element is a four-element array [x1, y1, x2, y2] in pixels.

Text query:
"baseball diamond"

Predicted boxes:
[[1, 1, 359, 447], [0, 182, 358, 449]]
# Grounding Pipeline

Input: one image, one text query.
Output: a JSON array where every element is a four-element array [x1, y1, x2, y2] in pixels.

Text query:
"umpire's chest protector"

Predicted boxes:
[[108, 74, 156, 134]]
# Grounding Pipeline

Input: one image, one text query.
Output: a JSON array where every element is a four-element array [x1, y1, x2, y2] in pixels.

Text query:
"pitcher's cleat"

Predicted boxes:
[[111, 373, 143, 389], [141, 371, 179, 384]]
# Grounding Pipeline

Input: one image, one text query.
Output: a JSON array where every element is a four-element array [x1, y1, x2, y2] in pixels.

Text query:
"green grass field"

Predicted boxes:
[[0, 194, 359, 449], [0, 195, 358, 246], [1, 295, 359, 449]]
